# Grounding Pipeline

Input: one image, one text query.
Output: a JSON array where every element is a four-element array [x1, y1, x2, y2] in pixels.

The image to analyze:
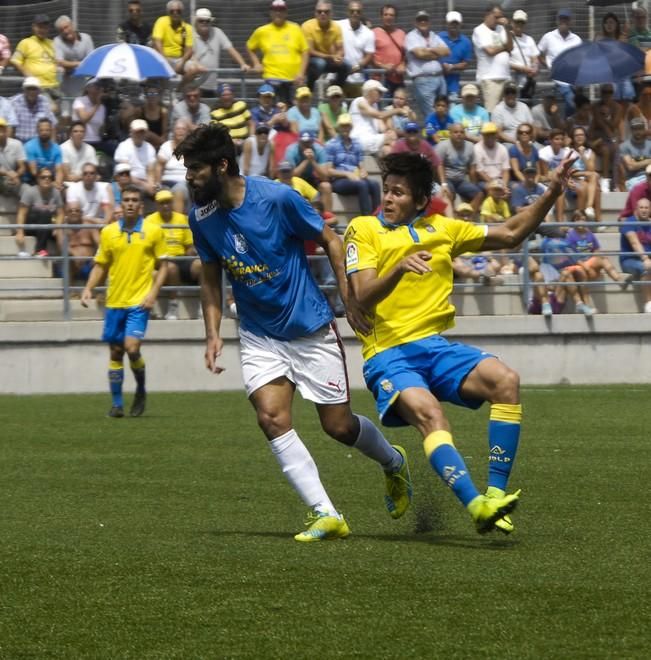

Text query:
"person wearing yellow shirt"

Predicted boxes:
[[246, 0, 309, 104], [344, 151, 576, 535], [275, 159, 319, 201], [152, 1, 195, 81], [145, 189, 200, 321], [11, 14, 58, 91], [480, 178, 515, 273], [302, 1, 349, 91], [81, 185, 169, 418]]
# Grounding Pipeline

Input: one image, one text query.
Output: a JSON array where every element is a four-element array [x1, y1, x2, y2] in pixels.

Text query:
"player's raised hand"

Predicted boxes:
[[205, 335, 225, 374], [548, 153, 579, 193], [399, 250, 432, 275]]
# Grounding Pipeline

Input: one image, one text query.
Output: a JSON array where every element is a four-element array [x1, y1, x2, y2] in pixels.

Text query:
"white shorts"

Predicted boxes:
[[239, 323, 350, 404]]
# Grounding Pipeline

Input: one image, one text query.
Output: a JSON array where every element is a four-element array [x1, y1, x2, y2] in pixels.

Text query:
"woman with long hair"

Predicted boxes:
[[569, 126, 601, 219]]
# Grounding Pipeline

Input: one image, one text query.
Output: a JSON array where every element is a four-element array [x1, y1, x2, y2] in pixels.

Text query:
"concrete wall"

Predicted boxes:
[[1, 315, 650, 394]]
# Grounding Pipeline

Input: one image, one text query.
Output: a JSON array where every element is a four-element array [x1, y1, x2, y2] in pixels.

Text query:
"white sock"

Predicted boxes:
[[269, 429, 338, 516], [353, 415, 402, 472]]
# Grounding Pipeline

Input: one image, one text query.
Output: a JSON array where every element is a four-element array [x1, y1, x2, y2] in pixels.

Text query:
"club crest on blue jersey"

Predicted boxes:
[[233, 233, 249, 254]]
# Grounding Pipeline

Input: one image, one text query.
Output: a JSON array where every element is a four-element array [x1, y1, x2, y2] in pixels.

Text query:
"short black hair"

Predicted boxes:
[[37, 117, 52, 126], [173, 123, 239, 176], [70, 121, 86, 132], [380, 152, 433, 211], [434, 94, 449, 105], [121, 184, 142, 198]]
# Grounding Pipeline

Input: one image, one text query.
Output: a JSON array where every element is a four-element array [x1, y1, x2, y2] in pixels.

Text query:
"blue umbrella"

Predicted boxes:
[[74, 43, 175, 81], [551, 39, 644, 86]]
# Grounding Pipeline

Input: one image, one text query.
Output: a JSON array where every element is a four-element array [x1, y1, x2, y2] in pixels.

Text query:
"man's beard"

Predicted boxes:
[[189, 172, 223, 206]]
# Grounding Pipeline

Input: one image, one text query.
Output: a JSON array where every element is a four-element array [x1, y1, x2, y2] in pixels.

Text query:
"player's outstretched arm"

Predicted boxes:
[[80, 263, 108, 307], [482, 154, 577, 251], [201, 262, 225, 374]]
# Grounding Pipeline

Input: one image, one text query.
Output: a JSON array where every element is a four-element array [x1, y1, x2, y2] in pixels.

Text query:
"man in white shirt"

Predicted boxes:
[[509, 10, 539, 100], [113, 119, 157, 196], [537, 9, 582, 117], [66, 162, 113, 227], [337, 1, 375, 96], [472, 3, 513, 112], [405, 10, 450, 119], [61, 121, 98, 182], [491, 82, 534, 144]]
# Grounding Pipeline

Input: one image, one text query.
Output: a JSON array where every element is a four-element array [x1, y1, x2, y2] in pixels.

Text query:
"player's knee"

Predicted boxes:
[[256, 408, 291, 439], [493, 368, 520, 403]]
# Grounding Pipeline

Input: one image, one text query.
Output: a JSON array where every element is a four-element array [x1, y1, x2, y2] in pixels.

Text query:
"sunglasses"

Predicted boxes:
[[169, 9, 182, 14], [197, 19, 211, 23], [316, 9, 331, 14], [39, 174, 53, 180], [117, 171, 131, 175], [518, 129, 531, 134]]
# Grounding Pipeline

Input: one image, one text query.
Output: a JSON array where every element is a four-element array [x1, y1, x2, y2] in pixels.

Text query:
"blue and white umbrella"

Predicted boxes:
[[74, 43, 175, 82]]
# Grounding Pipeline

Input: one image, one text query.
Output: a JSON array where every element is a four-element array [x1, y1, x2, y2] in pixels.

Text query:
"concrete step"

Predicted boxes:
[[0, 236, 35, 255], [0, 299, 103, 322], [0, 277, 62, 298], [0, 258, 52, 278]]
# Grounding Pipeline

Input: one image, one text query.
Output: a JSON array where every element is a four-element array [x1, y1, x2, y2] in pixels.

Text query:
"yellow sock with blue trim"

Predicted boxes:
[[108, 360, 124, 408], [129, 355, 146, 394], [488, 403, 522, 491], [424, 430, 480, 507]]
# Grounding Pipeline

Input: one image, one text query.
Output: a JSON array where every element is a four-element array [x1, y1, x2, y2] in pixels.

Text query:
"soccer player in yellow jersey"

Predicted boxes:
[[81, 186, 169, 418], [344, 152, 576, 534]]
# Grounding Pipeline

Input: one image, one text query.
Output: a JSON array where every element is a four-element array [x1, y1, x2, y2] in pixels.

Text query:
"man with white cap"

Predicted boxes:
[[113, 119, 157, 196], [405, 10, 450, 118], [509, 10, 539, 100], [10, 77, 57, 143], [192, 8, 249, 95], [438, 10, 473, 102]]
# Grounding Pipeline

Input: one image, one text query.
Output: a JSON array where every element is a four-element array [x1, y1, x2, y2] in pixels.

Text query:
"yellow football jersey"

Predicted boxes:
[[95, 219, 167, 308], [344, 214, 487, 359], [145, 211, 193, 257]]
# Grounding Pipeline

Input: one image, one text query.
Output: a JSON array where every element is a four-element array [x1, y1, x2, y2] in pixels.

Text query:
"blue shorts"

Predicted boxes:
[[102, 306, 149, 344], [363, 334, 493, 427]]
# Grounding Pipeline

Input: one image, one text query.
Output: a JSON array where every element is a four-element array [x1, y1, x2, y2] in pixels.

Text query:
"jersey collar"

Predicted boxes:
[[119, 216, 144, 241]]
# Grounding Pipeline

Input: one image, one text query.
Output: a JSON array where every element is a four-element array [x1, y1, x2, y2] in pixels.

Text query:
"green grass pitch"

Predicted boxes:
[[1, 386, 649, 659]]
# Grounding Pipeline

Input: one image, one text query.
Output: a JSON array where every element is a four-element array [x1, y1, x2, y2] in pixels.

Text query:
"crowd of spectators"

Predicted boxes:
[[1, 1, 651, 316]]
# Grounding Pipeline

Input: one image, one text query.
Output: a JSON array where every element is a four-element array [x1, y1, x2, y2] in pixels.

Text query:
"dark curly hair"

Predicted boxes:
[[379, 152, 433, 211], [173, 123, 239, 176]]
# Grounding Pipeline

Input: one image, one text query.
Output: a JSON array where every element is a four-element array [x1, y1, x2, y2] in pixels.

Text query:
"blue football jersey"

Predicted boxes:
[[189, 176, 334, 340]]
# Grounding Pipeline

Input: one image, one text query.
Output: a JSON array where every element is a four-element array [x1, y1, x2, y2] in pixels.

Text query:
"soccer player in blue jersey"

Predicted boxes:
[[81, 186, 168, 418], [344, 152, 576, 534], [173, 123, 412, 542]]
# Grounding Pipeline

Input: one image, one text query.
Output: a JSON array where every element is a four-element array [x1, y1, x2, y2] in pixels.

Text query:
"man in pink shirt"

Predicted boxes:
[[372, 4, 406, 95], [620, 164, 651, 218]]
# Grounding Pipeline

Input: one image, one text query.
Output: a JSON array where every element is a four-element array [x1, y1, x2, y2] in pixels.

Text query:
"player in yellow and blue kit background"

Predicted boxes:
[[344, 151, 576, 534], [82, 185, 168, 418]]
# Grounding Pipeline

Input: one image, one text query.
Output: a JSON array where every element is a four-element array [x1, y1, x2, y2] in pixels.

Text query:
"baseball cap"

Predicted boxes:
[[255, 123, 271, 134], [523, 165, 537, 174], [257, 83, 275, 95], [336, 113, 353, 126], [33, 14, 50, 24], [456, 202, 474, 215], [416, 10, 430, 20], [0, 118, 8, 127], [155, 189, 174, 202], [557, 9, 572, 19], [513, 10, 528, 22], [22, 76, 41, 89], [270, 0, 287, 9], [114, 163, 131, 175], [218, 82, 233, 95], [461, 83, 479, 97], [362, 79, 388, 94], [295, 86, 312, 99], [300, 130, 316, 142], [326, 84, 344, 98], [278, 160, 293, 171], [130, 119, 148, 131], [446, 11, 462, 24], [488, 178, 505, 189], [504, 82, 518, 94], [405, 122, 420, 133], [195, 8, 213, 20], [480, 122, 498, 134], [630, 117, 646, 128]]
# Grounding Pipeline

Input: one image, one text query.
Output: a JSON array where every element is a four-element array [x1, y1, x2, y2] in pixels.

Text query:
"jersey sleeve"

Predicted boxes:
[[152, 17, 166, 42], [446, 218, 488, 259], [279, 186, 324, 240], [343, 217, 378, 275], [94, 226, 112, 266]]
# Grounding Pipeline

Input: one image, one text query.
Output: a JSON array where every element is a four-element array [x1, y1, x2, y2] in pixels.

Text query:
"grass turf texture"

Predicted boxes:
[[1, 387, 649, 659]]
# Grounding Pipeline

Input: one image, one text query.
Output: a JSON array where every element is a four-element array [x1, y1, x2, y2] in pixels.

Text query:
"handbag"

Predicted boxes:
[[513, 35, 536, 99]]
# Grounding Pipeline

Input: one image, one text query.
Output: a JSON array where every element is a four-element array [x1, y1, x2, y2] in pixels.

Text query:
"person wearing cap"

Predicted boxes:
[[287, 86, 322, 139], [81, 185, 169, 418], [537, 10, 582, 118], [301, 1, 349, 92], [480, 178, 511, 226], [449, 83, 489, 144], [66, 162, 114, 229], [111, 163, 133, 215], [511, 164, 547, 213], [620, 117, 651, 190], [114, 120, 157, 197], [372, 4, 407, 95], [491, 82, 534, 144], [145, 189, 198, 321], [191, 8, 249, 96], [343, 151, 577, 535], [249, 84, 289, 133], [0, 118, 26, 199], [471, 4, 513, 113], [337, 2, 375, 96], [210, 84, 252, 151], [405, 10, 450, 118], [246, 1, 309, 105], [348, 79, 402, 155], [284, 130, 333, 211], [318, 84, 348, 141], [11, 15, 58, 92], [390, 121, 440, 171], [116, 0, 152, 46], [169, 86, 211, 135], [157, 118, 190, 188], [509, 10, 539, 100], [60, 121, 99, 184], [152, 1, 195, 79], [275, 159, 319, 202], [473, 122, 510, 191], [325, 113, 379, 215], [438, 11, 473, 101], [173, 123, 410, 542], [24, 117, 63, 190], [240, 123, 274, 177], [53, 15, 95, 104]]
